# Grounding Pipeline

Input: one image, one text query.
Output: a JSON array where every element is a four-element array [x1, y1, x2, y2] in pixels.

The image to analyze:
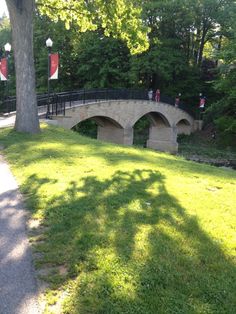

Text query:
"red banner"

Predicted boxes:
[[0, 58, 8, 81], [49, 53, 59, 80]]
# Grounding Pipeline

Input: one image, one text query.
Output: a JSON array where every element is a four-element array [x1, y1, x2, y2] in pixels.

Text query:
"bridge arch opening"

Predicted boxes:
[[72, 116, 130, 145], [72, 119, 98, 139], [176, 119, 191, 135], [133, 112, 172, 148]]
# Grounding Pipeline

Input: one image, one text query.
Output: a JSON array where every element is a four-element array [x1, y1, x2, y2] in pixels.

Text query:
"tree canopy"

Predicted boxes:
[[4, 0, 149, 133], [36, 0, 149, 54], [2, 0, 236, 145]]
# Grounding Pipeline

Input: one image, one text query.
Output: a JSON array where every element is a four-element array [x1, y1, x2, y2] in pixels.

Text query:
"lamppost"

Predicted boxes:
[[46, 38, 53, 118], [4, 43, 11, 111]]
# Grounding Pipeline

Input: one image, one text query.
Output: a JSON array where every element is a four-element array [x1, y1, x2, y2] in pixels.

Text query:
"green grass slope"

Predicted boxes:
[[0, 125, 235, 314]]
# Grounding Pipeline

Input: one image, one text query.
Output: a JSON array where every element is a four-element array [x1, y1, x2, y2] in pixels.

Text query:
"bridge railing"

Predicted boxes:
[[0, 96, 16, 114], [0, 94, 49, 115], [51, 89, 197, 118], [0, 89, 197, 118]]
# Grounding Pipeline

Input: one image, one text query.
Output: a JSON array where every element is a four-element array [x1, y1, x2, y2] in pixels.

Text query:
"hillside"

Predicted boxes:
[[0, 124, 235, 314], [178, 129, 236, 169]]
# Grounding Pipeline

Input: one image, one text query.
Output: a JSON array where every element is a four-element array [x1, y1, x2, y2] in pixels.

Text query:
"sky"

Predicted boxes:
[[0, 0, 8, 17]]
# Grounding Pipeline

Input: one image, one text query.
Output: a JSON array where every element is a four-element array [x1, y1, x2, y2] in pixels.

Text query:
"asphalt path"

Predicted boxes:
[[0, 115, 15, 129], [0, 154, 40, 314]]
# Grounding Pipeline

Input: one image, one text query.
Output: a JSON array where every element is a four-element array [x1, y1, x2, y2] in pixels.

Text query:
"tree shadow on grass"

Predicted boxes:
[[23, 169, 236, 314]]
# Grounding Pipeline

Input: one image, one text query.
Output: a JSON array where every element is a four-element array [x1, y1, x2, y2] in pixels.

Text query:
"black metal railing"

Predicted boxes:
[[0, 96, 16, 114], [0, 89, 197, 118]]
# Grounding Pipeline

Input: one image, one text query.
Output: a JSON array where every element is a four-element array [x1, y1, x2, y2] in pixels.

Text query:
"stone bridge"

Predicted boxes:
[[51, 100, 201, 153]]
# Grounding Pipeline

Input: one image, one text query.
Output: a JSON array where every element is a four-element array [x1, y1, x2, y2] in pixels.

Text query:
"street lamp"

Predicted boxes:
[[46, 38, 53, 118], [4, 43, 11, 111]]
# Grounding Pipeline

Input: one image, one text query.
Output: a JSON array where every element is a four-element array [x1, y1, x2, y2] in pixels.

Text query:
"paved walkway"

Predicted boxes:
[[0, 155, 40, 314], [0, 114, 58, 130], [0, 115, 16, 129]]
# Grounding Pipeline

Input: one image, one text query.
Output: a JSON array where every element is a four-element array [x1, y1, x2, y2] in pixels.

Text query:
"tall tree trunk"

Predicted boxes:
[[6, 0, 40, 133], [215, 35, 222, 66], [197, 23, 208, 67], [193, 28, 202, 65], [186, 29, 190, 62]]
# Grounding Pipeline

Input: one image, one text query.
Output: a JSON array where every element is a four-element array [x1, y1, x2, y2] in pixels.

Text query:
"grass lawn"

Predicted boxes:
[[0, 124, 235, 314]]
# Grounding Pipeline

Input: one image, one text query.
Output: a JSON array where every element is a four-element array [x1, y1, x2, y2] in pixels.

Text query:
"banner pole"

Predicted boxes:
[[46, 50, 51, 118]]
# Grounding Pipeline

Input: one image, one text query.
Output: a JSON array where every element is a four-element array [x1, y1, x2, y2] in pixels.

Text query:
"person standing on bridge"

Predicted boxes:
[[155, 89, 160, 102], [199, 93, 206, 119], [175, 93, 181, 107], [148, 89, 153, 101], [199, 95, 206, 109]]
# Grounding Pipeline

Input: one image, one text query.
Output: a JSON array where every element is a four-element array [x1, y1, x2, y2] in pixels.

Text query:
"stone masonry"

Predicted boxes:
[[51, 100, 198, 153]]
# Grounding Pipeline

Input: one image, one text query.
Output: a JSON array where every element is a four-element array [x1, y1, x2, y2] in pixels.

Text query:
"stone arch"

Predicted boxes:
[[132, 111, 171, 128], [176, 119, 192, 135], [71, 115, 123, 130], [133, 111, 177, 153], [51, 100, 196, 153], [72, 115, 132, 146]]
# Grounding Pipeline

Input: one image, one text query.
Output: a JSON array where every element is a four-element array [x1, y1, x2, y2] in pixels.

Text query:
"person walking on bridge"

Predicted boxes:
[[148, 89, 153, 101], [155, 89, 160, 102]]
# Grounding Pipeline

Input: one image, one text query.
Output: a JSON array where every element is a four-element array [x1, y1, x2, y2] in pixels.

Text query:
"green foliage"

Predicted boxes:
[[215, 116, 236, 133], [214, 116, 236, 147], [73, 32, 131, 88], [72, 120, 97, 139], [204, 99, 236, 148], [129, 0, 228, 100], [178, 132, 236, 159], [133, 116, 150, 147], [0, 15, 11, 44], [34, 15, 79, 93], [205, 12, 236, 147], [36, 0, 149, 54], [33, 16, 133, 91], [0, 16, 15, 98]]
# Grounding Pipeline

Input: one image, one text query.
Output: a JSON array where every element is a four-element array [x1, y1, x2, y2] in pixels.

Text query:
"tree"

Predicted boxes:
[[33, 17, 131, 91], [33, 15, 77, 93], [37, 0, 149, 55], [6, 0, 149, 133], [73, 32, 131, 88], [128, 0, 236, 106], [6, 0, 40, 133], [130, 0, 203, 98], [205, 15, 236, 147]]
